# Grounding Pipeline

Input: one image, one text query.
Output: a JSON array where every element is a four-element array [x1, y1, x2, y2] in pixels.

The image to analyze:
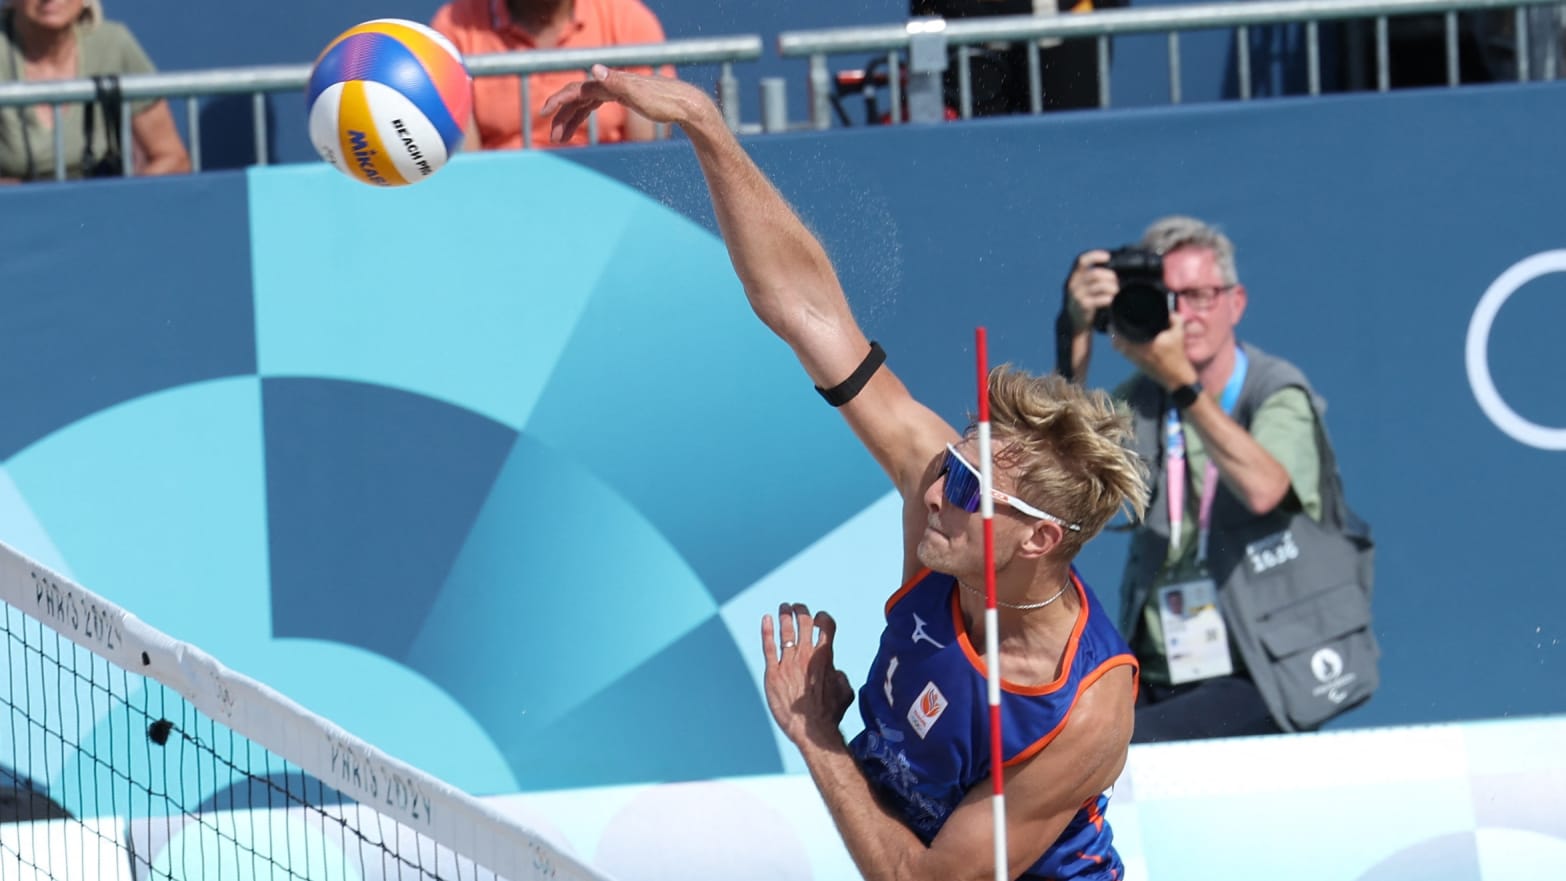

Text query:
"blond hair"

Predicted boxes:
[[983, 366, 1150, 558], [1, 0, 101, 26]]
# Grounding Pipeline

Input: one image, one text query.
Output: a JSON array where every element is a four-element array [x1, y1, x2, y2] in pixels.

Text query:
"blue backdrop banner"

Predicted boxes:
[[0, 84, 1560, 814]]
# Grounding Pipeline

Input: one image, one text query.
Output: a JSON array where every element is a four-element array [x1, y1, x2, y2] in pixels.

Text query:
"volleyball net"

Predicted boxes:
[[0, 538, 612, 881]]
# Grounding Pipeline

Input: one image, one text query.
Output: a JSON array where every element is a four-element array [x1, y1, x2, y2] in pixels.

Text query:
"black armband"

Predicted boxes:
[[815, 341, 886, 407]]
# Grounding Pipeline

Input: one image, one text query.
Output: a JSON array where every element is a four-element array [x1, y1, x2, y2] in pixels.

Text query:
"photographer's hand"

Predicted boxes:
[[1058, 250, 1118, 381], [1112, 313, 1199, 391], [1120, 313, 1293, 516], [1065, 250, 1118, 332]]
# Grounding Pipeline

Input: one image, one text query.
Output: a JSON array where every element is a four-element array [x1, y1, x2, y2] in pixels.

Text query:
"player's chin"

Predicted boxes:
[[916, 532, 955, 571]]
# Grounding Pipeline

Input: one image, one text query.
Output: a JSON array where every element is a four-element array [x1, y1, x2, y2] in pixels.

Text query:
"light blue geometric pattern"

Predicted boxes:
[[719, 489, 904, 773], [3, 378, 272, 661], [249, 152, 646, 432]]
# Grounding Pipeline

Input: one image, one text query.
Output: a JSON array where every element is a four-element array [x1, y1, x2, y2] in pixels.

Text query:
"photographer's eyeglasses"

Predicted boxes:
[[1170, 284, 1236, 312], [939, 444, 1083, 532]]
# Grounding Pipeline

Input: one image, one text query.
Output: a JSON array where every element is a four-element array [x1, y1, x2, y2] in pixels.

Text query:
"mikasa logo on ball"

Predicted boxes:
[[346, 130, 390, 186]]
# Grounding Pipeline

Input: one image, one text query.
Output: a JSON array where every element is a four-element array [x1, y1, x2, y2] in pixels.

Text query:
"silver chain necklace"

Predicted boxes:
[[959, 579, 1070, 611]]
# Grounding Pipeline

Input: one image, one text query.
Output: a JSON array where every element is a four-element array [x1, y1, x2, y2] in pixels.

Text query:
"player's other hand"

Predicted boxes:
[[761, 603, 854, 748]]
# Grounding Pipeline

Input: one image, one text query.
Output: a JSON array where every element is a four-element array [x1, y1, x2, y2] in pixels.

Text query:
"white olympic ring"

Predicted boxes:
[[1465, 250, 1566, 451]]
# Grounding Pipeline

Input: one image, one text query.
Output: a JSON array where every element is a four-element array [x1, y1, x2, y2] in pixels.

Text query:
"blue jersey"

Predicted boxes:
[[847, 568, 1137, 880]]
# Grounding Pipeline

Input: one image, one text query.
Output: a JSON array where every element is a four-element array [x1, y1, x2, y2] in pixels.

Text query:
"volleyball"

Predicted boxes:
[[306, 19, 473, 187]]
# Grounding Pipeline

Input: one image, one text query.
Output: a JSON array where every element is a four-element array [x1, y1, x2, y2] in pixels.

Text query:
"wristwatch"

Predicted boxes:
[[1170, 382, 1203, 411]]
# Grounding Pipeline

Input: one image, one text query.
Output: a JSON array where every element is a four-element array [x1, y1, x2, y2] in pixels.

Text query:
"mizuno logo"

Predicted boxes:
[[911, 613, 944, 649]]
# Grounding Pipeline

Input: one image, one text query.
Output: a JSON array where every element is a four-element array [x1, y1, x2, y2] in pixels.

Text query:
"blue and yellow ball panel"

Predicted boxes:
[[307, 32, 464, 154]]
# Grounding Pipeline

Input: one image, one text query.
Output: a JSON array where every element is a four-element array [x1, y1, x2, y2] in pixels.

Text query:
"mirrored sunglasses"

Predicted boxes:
[[940, 444, 1083, 532]]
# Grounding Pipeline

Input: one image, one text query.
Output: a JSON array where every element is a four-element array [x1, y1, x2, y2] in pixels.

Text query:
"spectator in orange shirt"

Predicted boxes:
[[430, 0, 672, 150]]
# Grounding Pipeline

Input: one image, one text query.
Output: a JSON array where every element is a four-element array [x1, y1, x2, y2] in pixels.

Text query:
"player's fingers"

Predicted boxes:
[[549, 101, 577, 142], [539, 81, 579, 117], [778, 603, 799, 653], [558, 105, 589, 142], [590, 63, 633, 98], [553, 102, 598, 143], [573, 79, 616, 106], [813, 610, 836, 648], [790, 604, 813, 650], [760, 614, 778, 668], [553, 96, 599, 141], [542, 72, 615, 116]]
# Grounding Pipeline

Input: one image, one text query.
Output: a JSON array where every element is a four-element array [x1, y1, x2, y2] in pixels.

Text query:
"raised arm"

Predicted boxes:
[[544, 66, 954, 498]]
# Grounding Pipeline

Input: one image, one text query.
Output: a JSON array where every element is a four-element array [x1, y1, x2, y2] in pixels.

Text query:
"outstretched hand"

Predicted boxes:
[[761, 603, 855, 749], [541, 64, 715, 144]]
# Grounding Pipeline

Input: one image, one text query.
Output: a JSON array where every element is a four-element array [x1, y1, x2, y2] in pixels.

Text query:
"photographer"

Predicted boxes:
[[1054, 216, 1350, 743]]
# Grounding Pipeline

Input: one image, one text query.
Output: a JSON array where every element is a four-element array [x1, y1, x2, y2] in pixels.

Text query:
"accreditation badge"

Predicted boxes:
[[1158, 578, 1233, 685]]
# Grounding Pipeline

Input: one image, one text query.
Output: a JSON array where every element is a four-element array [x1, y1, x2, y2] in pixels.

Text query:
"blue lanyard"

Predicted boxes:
[[1165, 346, 1248, 561]]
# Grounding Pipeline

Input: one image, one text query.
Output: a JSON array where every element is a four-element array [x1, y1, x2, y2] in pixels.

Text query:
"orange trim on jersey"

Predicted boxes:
[[1083, 796, 1107, 832], [1002, 653, 1138, 768], [884, 567, 932, 618], [954, 571, 1090, 696], [1129, 652, 1142, 703]]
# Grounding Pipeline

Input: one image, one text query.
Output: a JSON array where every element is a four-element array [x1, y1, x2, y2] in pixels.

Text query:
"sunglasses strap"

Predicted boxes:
[[815, 341, 886, 407]]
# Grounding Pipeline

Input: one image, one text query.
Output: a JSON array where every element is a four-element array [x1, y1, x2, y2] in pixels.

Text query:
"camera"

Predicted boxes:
[[1090, 246, 1172, 344]]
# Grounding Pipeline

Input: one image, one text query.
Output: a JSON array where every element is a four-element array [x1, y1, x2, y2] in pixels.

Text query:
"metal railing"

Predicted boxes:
[[778, 0, 1566, 128], [0, 34, 763, 181]]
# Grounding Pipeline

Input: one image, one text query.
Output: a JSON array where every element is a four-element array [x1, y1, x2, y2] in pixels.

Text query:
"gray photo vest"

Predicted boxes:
[[1117, 342, 1378, 732]]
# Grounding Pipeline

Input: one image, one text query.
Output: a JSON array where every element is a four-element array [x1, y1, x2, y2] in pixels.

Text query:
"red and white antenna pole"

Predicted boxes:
[[975, 327, 1006, 881]]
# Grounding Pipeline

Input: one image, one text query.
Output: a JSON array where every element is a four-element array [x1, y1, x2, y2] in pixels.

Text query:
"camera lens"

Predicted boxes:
[[1089, 245, 1171, 343], [1109, 283, 1171, 344]]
